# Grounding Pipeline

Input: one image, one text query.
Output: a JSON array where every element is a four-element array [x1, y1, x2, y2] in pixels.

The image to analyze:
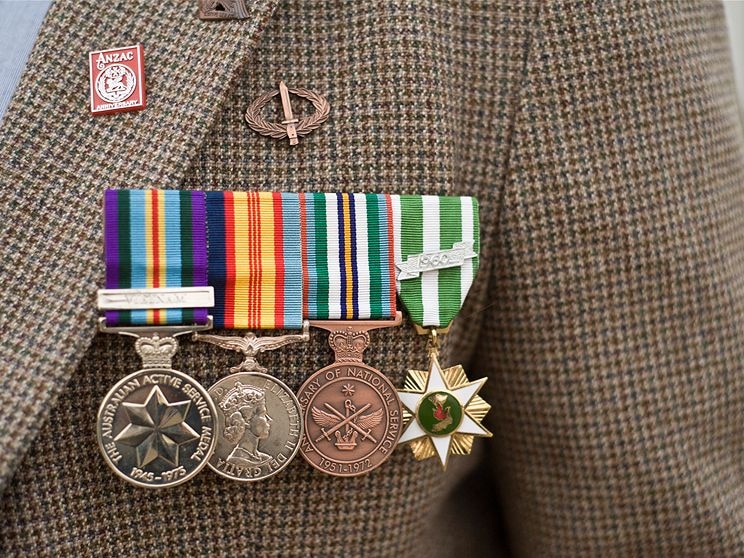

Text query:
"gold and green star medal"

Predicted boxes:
[[392, 195, 492, 469]]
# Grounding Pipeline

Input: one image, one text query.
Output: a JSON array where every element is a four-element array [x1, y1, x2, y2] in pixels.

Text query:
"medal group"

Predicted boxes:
[[88, 26, 489, 491], [96, 190, 492, 488]]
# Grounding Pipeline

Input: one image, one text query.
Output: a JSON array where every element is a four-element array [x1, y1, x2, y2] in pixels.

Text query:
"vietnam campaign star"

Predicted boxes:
[[397, 350, 492, 470]]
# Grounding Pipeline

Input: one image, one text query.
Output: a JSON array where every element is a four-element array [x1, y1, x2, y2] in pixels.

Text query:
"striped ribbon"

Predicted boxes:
[[206, 191, 302, 329], [103, 189, 209, 326], [102, 190, 474, 329], [301, 192, 396, 320], [392, 195, 479, 328]]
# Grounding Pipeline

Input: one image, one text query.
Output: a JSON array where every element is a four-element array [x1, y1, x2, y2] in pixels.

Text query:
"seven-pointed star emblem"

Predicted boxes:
[[398, 355, 491, 469], [114, 386, 199, 468]]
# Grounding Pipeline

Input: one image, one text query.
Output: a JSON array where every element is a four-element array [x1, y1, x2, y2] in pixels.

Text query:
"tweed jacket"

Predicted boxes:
[[1, 1, 743, 556]]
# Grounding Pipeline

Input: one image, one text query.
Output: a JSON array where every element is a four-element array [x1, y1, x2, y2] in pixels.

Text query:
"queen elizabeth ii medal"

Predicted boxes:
[[195, 329, 307, 481], [192, 192, 306, 481], [296, 193, 403, 476], [205, 370, 304, 482], [393, 195, 492, 469], [96, 190, 217, 488]]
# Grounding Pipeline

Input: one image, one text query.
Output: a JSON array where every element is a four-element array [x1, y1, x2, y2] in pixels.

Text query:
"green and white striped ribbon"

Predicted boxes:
[[392, 195, 479, 328]]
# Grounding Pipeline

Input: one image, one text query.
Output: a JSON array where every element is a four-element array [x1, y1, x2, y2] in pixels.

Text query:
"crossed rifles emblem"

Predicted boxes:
[[311, 385, 383, 451]]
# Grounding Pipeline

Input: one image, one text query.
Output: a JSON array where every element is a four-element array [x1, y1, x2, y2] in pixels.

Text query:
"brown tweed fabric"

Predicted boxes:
[[0, 0, 280, 486], [481, 2, 744, 557], [1, 1, 742, 557]]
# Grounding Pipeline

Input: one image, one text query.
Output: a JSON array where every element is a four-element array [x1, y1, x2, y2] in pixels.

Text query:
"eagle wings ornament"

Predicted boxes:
[[192, 322, 309, 372]]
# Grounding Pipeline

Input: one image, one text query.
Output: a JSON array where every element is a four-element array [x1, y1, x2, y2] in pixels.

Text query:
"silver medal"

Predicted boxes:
[[193, 324, 308, 481], [207, 373, 302, 481], [96, 323, 217, 488]]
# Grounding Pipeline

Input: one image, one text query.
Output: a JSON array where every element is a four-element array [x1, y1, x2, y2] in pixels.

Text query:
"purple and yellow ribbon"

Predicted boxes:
[[104, 189, 208, 326]]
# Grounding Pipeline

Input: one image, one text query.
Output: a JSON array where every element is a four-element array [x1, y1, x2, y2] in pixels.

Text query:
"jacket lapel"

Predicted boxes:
[[0, 0, 279, 490]]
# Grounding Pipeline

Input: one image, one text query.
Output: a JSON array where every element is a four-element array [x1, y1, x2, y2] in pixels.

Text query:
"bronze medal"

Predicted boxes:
[[298, 315, 403, 476]]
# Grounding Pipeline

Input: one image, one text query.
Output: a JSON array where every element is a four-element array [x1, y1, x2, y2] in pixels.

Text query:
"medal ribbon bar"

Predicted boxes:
[[206, 191, 303, 330], [392, 195, 479, 329], [103, 189, 209, 326], [300, 192, 397, 320]]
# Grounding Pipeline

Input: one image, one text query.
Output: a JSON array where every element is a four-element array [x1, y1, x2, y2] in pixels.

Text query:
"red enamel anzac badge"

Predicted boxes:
[[89, 44, 146, 116]]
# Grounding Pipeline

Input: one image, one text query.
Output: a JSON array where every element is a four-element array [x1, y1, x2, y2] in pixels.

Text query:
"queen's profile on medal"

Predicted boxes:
[[207, 373, 304, 481], [219, 381, 273, 467]]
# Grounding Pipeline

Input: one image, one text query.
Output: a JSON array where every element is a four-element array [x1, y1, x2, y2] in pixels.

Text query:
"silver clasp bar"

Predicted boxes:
[[97, 287, 214, 311]]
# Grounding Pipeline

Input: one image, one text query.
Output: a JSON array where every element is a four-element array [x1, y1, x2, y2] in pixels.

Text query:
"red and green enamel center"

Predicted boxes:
[[416, 391, 463, 437]]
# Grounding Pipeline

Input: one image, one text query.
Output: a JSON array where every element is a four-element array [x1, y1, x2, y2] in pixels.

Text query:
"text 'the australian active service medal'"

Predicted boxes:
[[97, 336, 218, 488], [96, 190, 217, 487]]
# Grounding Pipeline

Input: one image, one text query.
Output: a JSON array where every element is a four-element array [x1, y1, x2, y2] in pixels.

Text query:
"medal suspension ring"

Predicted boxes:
[[244, 87, 330, 140]]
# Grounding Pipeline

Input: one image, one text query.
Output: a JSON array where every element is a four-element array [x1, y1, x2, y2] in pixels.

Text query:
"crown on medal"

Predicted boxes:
[[134, 336, 178, 367], [219, 381, 265, 415], [328, 329, 370, 362], [334, 429, 358, 450]]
